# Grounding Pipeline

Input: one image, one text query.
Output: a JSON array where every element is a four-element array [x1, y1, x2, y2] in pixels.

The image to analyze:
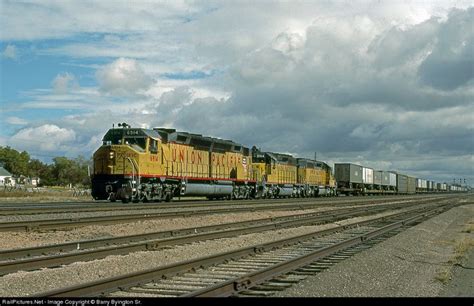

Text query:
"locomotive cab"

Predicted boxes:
[[91, 124, 164, 202]]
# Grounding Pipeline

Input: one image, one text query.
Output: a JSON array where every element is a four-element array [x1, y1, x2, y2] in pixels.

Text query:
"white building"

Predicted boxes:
[[0, 167, 14, 186], [31, 177, 40, 187]]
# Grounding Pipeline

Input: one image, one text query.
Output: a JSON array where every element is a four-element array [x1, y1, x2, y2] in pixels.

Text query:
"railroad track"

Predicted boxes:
[[0, 200, 433, 275], [0, 197, 447, 232], [0, 194, 450, 216], [33, 200, 461, 297]]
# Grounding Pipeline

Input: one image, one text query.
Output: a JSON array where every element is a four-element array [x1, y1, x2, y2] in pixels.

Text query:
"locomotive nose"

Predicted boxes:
[[93, 147, 117, 175]]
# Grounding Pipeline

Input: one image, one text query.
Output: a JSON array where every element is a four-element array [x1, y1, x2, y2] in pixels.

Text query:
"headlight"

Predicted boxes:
[[109, 151, 115, 159]]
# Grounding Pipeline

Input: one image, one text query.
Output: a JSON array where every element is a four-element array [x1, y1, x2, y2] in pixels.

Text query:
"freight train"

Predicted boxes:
[[91, 124, 467, 202], [333, 163, 465, 195]]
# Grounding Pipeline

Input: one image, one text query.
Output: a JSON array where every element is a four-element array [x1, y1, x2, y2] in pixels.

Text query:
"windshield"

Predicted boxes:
[[124, 137, 146, 152], [102, 134, 122, 145]]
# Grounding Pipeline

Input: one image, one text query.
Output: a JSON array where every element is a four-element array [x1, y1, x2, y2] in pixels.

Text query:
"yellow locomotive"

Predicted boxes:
[[296, 158, 336, 196], [92, 124, 253, 202], [92, 124, 336, 202], [251, 147, 298, 198]]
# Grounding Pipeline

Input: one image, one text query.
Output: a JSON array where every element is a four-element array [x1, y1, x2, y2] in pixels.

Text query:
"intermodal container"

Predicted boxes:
[[362, 167, 374, 184], [416, 179, 420, 188], [389, 172, 397, 187], [335, 163, 363, 184], [374, 171, 382, 186], [407, 176, 416, 194], [396, 173, 408, 194]]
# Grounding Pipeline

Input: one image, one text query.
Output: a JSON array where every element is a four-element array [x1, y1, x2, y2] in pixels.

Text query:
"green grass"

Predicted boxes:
[[0, 188, 91, 202]]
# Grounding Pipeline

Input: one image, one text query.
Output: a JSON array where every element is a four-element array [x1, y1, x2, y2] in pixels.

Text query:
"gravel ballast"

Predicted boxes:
[[0, 197, 470, 297], [0, 201, 413, 249], [274, 203, 474, 297], [0, 207, 344, 249], [0, 209, 406, 297]]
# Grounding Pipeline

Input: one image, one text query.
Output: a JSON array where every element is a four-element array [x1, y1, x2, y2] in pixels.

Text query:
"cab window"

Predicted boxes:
[[149, 139, 158, 154]]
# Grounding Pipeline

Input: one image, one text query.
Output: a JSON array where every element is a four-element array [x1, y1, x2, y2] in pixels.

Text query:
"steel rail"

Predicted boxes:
[[0, 193, 446, 207], [0, 195, 451, 215], [0, 197, 368, 211], [0, 197, 447, 232], [33, 201, 455, 297], [0, 201, 422, 275], [0, 204, 372, 259], [184, 208, 442, 297], [3, 198, 452, 260]]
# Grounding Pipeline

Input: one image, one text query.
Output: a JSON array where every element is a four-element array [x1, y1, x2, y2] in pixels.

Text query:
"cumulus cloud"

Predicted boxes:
[[368, 17, 438, 69], [227, 8, 473, 118], [2, 44, 17, 59], [151, 86, 192, 115], [10, 124, 76, 152], [52, 72, 79, 94], [96, 58, 153, 96], [417, 8, 474, 90], [271, 32, 305, 55]]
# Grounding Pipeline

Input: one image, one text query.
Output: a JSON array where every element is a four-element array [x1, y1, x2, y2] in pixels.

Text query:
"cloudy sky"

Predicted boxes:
[[0, 0, 473, 185]]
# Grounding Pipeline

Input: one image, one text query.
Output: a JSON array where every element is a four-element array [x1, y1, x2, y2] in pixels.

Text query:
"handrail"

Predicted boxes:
[[126, 157, 140, 199]]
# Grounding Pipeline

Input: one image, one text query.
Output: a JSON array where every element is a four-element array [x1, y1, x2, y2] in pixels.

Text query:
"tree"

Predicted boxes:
[[0, 146, 30, 176], [0, 146, 91, 187], [52, 156, 91, 187], [28, 159, 54, 186]]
